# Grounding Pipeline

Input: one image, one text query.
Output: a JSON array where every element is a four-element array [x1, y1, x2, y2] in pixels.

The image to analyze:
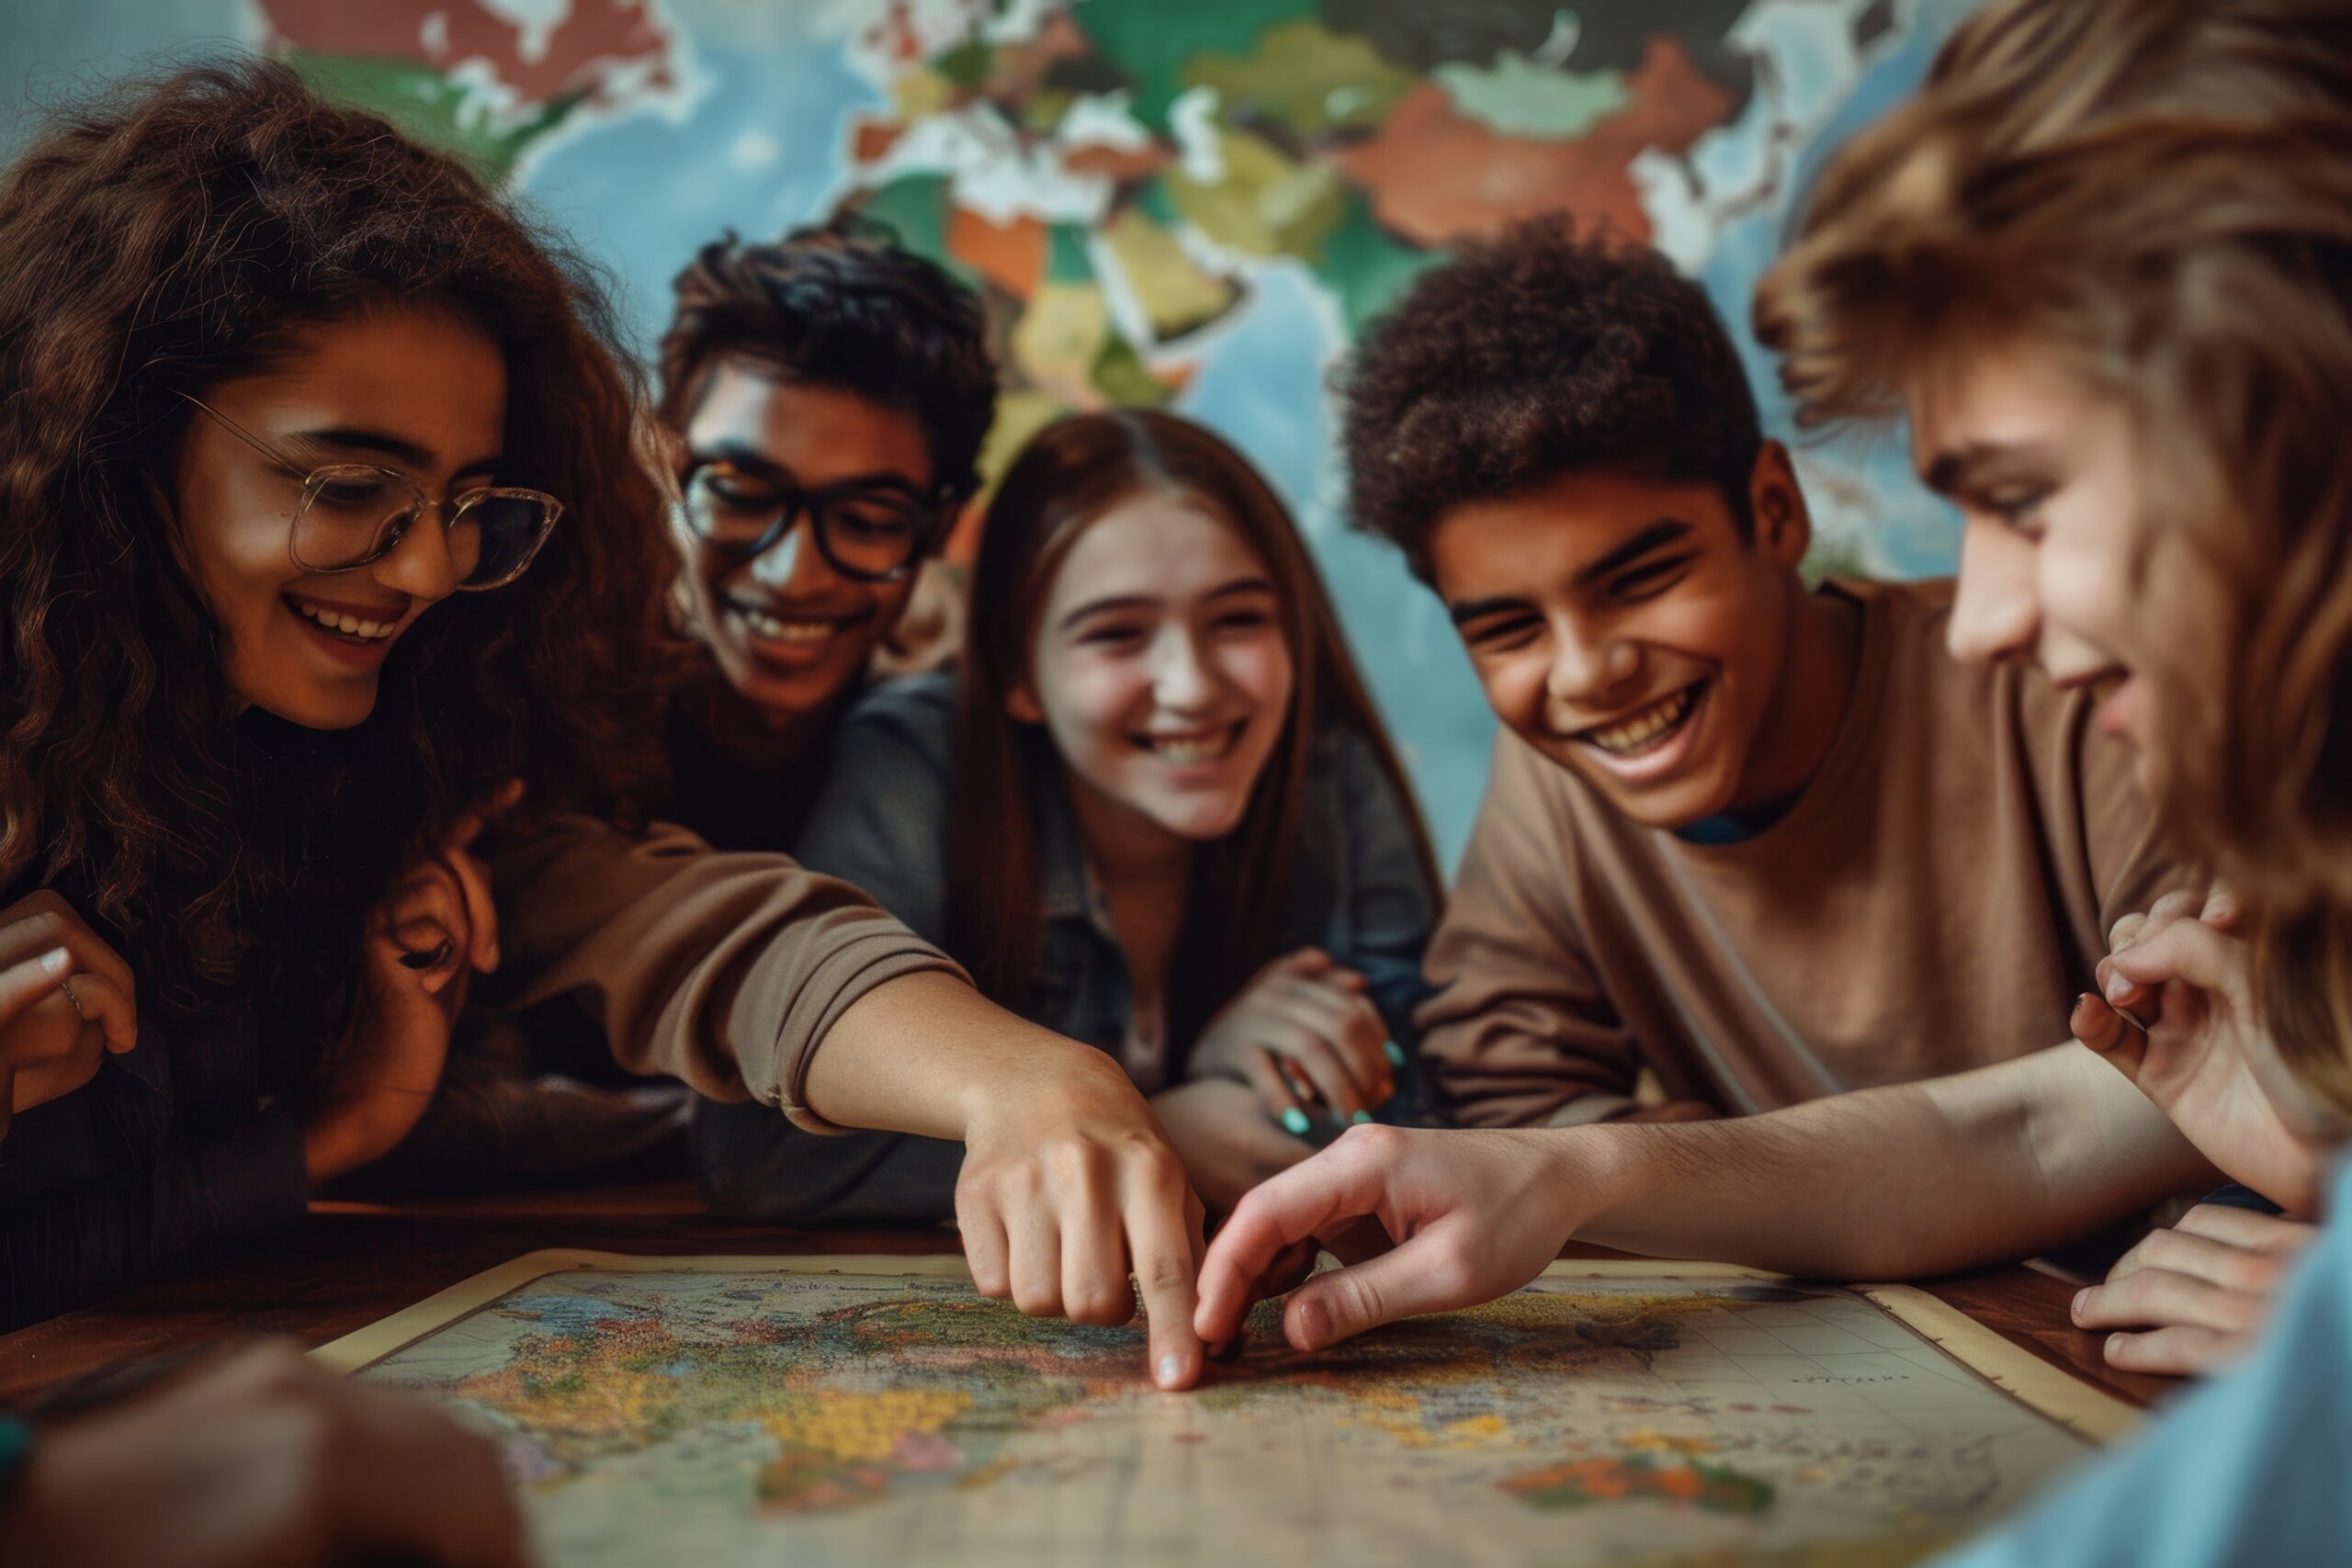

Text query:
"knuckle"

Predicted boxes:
[[1065, 1283, 1130, 1326], [1141, 1250, 1192, 1294], [1011, 1284, 1062, 1318], [1338, 1122, 1405, 1162]]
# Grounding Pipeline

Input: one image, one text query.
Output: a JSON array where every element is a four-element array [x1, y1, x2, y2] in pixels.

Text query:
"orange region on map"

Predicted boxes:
[[1329, 35, 1736, 246]]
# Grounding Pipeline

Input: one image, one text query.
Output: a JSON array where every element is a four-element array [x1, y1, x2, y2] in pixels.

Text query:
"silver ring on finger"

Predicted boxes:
[[60, 975, 85, 1019]]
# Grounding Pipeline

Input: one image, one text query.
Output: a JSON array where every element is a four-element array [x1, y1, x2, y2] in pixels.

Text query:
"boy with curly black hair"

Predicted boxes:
[[1343, 219, 2178, 1126]]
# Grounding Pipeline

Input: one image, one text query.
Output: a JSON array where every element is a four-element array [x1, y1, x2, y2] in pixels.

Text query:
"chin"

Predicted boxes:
[[1146, 797, 1253, 842], [256, 689, 379, 731]]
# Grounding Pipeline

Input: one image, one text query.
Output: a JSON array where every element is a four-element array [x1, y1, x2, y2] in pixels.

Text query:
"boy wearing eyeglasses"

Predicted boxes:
[[654, 220, 996, 851], [339, 223, 1001, 1204]]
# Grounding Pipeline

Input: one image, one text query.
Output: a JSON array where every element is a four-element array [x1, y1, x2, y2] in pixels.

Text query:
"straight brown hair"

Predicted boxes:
[[946, 410, 1438, 1059]]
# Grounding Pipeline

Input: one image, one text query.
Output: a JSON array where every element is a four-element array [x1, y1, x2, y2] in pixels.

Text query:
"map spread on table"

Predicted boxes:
[[322, 1253, 2130, 1568]]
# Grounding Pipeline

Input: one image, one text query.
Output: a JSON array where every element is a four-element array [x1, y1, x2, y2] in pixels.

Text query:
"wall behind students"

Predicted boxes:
[[0, 0, 1970, 866]]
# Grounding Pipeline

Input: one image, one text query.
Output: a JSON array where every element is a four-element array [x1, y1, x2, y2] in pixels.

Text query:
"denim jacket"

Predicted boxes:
[[694, 669, 1441, 1224]]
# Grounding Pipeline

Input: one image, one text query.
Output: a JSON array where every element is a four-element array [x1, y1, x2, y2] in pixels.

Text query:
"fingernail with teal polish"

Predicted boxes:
[[1383, 1041, 1407, 1067], [1281, 1107, 1311, 1136], [1351, 1110, 1373, 1126]]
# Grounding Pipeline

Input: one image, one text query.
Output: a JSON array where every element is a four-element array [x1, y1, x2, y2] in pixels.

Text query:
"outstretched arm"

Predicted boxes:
[[1199, 1043, 2212, 1351]]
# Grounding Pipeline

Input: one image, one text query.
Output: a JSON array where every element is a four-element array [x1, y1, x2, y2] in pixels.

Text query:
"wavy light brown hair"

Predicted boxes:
[[947, 410, 1438, 1058], [0, 58, 671, 1061], [1754, 0, 2352, 1112]]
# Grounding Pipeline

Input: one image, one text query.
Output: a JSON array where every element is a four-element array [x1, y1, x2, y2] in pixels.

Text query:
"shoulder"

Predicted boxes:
[[840, 668, 959, 750], [829, 670, 961, 783]]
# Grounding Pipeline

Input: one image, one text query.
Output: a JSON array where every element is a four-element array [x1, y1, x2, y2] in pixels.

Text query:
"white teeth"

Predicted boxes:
[[1585, 687, 1695, 755], [738, 607, 831, 644], [1145, 729, 1237, 765], [290, 598, 396, 641]]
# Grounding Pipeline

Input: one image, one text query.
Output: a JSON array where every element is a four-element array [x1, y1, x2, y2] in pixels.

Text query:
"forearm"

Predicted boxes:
[[802, 971, 1113, 1141], [1557, 1045, 2214, 1279]]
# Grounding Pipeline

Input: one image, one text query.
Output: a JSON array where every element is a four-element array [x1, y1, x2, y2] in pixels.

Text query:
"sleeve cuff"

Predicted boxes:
[[775, 945, 971, 1134]]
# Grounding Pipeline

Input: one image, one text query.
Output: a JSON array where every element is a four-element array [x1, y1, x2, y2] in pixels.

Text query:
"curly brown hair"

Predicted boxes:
[[1339, 216, 1763, 581], [1755, 0, 2352, 1112], [0, 57, 672, 1060]]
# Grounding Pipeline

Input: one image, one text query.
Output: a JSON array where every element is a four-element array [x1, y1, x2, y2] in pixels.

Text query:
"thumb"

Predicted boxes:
[[1281, 1226, 1463, 1351], [0, 947, 72, 1031], [2072, 990, 2148, 1079]]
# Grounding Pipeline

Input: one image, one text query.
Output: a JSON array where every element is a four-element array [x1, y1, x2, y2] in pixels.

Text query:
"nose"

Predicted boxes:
[[368, 507, 460, 604], [1947, 519, 2041, 668], [1545, 618, 1637, 709], [1148, 625, 1216, 712], [745, 514, 840, 594]]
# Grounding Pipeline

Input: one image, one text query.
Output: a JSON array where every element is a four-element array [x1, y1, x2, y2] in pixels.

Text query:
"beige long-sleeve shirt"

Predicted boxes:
[[491, 815, 967, 1131], [1420, 578, 2183, 1127]]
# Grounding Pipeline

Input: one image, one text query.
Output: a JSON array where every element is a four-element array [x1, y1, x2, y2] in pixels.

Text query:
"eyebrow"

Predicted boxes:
[[1573, 518, 1696, 587], [291, 426, 502, 477], [1057, 574, 1276, 631], [691, 439, 925, 494], [1920, 441, 2059, 498], [1447, 517, 1698, 626]]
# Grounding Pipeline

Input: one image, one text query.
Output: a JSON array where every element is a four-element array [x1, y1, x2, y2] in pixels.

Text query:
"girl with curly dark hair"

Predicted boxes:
[[0, 62, 1215, 1393]]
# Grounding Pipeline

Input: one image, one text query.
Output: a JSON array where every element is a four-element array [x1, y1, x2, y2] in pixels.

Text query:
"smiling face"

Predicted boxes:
[[1430, 450, 1818, 829], [1013, 489, 1296, 849], [173, 303, 507, 730], [676, 362, 931, 728], [1910, 342, 2207, 784]]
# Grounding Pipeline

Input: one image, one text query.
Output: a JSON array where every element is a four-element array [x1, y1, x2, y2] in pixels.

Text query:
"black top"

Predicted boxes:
[[0, 883, 307, 1331]]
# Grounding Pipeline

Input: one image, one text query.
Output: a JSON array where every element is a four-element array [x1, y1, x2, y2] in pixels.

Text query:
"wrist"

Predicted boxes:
[[1529, 1123, 1629, 1247]]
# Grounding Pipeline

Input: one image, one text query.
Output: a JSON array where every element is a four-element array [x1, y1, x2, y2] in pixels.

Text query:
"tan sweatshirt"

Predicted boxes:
[[1419, 578, 2183, 1126], [491, 815, 967, 1131]]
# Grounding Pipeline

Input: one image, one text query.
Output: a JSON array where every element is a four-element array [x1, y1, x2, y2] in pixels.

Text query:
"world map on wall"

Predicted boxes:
[[7, 0, 1973, 857]]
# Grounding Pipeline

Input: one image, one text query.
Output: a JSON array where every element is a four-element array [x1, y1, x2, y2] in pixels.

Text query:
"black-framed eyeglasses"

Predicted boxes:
[[178, 393, 563, 592], [677, 458, 944, 584]]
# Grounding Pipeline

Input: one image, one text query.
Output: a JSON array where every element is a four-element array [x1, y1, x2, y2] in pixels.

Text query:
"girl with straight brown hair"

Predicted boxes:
[[704, 409, 1441, 1221]]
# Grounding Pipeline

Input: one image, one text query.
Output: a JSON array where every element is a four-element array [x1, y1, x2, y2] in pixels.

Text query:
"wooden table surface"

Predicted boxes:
[[0, 1182, 2177, 1415]]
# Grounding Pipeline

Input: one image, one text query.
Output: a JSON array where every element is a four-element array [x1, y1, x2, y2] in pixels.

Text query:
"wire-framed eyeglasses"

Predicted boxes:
[[179, 393, 562, 591]]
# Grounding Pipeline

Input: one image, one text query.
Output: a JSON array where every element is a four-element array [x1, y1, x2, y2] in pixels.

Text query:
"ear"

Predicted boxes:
[[1005, 678, 1045, 725], [1747, 440, 1812, 570]]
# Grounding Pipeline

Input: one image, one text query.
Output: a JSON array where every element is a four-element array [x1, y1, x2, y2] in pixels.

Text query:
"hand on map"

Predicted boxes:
[[0, 890, 139, 1126], [2073, 1202, 2318, 1376], [6, 1340, 532, 1568], [1193, 1123, 1580, 1353], [2070, 887, 2341, 1215], [1189, 948, 1394, 1122], [302, 783, 522, 1185], [956, 1043, 1210, 1390]]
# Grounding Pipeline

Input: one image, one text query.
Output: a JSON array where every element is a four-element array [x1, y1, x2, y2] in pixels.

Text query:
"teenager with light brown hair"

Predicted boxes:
[[1194, 4, 2352, 1486]]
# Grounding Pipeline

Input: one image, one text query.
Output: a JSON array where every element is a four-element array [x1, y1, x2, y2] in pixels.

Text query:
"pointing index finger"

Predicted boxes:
[[1124, 1168, 1204, 1391]]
